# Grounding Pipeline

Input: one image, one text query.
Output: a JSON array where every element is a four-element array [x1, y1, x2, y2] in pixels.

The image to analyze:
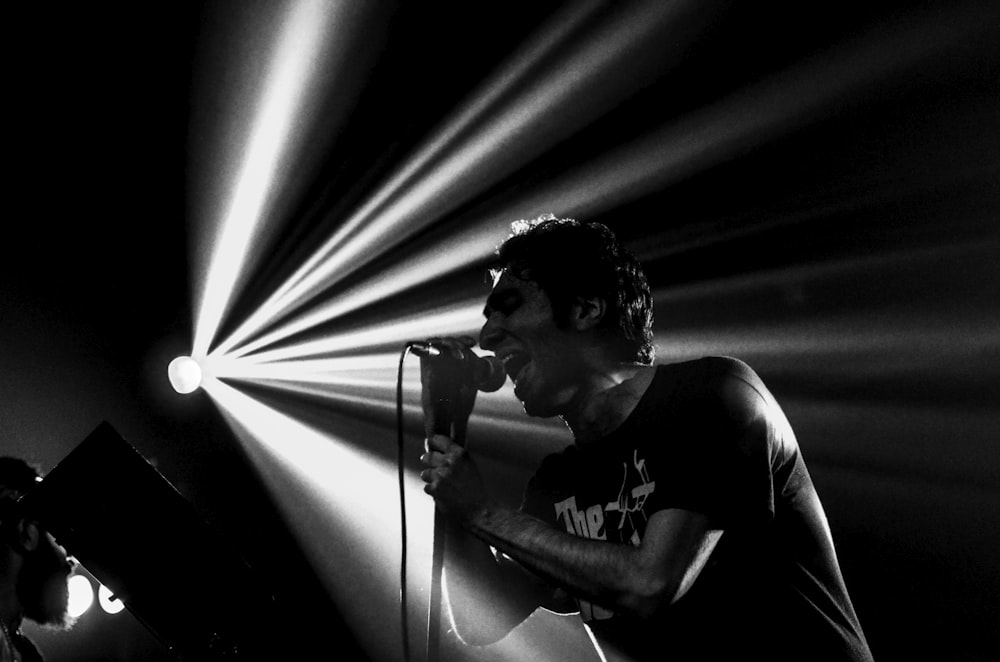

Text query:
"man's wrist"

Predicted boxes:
[[460, 498, 492, 529], [462, 499, 520, 547]]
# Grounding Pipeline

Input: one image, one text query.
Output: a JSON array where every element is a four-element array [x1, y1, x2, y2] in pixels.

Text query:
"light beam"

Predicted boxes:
[[209, 1, 977, 363], [199, 375, 434, 662], [191, 0, 341, 360], [210, 0, 725, 359]]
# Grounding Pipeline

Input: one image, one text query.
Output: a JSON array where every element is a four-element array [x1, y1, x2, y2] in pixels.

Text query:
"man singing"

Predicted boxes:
[[419, 216, 872, 661]]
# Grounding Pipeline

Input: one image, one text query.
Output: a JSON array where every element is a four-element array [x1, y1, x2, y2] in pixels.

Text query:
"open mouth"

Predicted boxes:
[[501, 351, 530, 385]]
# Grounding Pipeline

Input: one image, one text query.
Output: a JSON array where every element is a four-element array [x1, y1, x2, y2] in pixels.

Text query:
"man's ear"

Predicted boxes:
[[16, 519, 40, 553], [570, 295, 607, 331]]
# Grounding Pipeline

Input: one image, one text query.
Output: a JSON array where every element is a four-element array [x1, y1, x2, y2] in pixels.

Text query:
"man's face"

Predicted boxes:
[[480, 271, 585, 417], [18, 528, 76, 629]]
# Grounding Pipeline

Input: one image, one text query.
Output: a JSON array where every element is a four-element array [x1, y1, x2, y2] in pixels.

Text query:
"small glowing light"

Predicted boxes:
[[98, 584, 125, 615], [168, 356, 203, 394], [67, 575, 94, 618]]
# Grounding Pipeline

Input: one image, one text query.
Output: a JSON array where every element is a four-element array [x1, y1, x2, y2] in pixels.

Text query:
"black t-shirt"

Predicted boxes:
[[521, 357, 872, 661]]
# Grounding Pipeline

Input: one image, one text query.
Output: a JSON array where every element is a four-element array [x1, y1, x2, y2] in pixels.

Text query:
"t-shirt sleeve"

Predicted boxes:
[[643, 358, 776, 528]]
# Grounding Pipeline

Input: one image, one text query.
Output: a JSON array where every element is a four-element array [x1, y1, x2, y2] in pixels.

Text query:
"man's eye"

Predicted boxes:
[[486, 293, 520, 317], [498, 298, 520, 315]]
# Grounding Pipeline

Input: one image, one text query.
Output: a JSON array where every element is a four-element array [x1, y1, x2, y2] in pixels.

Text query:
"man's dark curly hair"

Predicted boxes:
[[490, 215, 655, 365]]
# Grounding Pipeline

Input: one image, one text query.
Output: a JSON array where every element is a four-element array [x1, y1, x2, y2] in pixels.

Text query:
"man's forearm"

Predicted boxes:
[[441, 516, 546, 644], [420, 432, 716, 623], [463, 501, 667, 618]]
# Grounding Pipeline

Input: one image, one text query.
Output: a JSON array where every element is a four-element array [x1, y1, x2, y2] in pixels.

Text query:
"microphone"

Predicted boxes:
[[409, 341, 507, 393]]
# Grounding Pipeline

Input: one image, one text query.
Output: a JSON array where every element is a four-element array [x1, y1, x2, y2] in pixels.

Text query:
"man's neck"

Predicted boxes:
[[563, 363, 656, 445]]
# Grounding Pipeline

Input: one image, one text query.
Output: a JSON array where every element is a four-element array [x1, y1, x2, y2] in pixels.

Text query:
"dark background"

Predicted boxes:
[[3, 1, 998, 660]]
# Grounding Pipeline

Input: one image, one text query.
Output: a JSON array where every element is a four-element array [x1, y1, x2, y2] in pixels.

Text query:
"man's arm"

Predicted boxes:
[[421, 432, 576, 645], [437, 517, 571, 645], [467, 500, 720, 620], [422, 434, 722, 624]]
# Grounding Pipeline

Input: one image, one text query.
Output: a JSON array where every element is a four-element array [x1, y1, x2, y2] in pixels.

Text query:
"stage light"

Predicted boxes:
[[67, 575, 94, 618], [98, 583, 125, 615], [167, 356, 203, 394]]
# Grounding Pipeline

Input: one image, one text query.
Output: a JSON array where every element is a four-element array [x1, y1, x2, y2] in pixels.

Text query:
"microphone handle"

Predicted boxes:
[[431, 397, 454, 439], [421, 350, 466, 444]]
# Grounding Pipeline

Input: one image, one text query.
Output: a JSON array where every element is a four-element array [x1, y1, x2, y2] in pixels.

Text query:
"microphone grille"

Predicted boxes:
[[478, 356, 507, 393]]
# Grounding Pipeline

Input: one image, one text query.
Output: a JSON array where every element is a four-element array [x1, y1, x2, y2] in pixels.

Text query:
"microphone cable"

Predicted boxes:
[[396, 343, 414, 662]]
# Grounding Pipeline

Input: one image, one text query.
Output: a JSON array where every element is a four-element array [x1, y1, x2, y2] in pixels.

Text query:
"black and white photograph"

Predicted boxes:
[[2, 2, 998, 661]]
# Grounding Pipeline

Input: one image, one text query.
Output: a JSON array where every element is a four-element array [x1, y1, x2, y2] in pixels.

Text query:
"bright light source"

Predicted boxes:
[[168, 356, 203, 394], [67, 575, 94, 618], [98, 584, 125, 615]]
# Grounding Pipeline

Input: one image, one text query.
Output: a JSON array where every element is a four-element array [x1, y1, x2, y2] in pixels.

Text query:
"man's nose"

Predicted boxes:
[[54, 537, 78, 571], [479, 315, 503, 351]]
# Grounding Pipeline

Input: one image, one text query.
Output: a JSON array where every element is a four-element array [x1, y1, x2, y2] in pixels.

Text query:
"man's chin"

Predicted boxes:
[[29, 593, 76, 631], [517, 382, 571, 418], [519, 393, 560, 418], [26, 576, 76, 631], [34, 612, 77, 632]]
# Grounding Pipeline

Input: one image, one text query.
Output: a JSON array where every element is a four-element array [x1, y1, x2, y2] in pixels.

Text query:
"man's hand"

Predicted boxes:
[[420, 434, 489, 524]]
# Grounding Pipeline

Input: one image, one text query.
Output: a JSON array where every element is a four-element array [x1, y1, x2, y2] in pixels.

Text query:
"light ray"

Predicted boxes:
[[227, 298, 485, 366], [224, 222, 505, 359], [650, 240, 1000, 364], [655, 319, 999, 365], [191, 0, 338, 359], [211, 0, 722, 358], [454, 1, 988, 229], [209, 352, 402, 383], [200, 376, 401, 536], [212, 1, 978, 363], [652, 240, 991, 304], [215, 373, 564, 442], [200, 375, 434, 662]]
